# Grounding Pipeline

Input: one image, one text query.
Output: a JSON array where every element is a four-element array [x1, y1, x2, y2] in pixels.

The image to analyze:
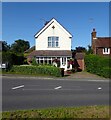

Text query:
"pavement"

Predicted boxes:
[[2, 71, 109, 81]]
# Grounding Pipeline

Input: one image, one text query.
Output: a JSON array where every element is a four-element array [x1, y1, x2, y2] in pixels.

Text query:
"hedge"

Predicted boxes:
[[85, 54, 111, 78], [10, 65, 61, 77]]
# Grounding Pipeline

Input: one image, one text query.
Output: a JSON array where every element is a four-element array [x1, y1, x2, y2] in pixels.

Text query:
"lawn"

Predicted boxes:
[[2, 106, 109, 119]]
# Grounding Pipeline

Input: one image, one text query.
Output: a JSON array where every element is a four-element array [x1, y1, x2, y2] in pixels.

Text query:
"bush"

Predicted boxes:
[[10, 65, 61, 77], [31, 58, 38, 66], [85, 54, 111, 78], [2, 52, 24, 66]]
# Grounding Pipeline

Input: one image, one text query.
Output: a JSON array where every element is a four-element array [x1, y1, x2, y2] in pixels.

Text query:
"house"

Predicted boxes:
[[28, 18, 73, 71], [91, 28, 111, 57]]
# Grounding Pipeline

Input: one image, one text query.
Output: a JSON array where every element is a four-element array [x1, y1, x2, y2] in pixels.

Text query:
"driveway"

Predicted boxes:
[[64, 71, 108, 80]]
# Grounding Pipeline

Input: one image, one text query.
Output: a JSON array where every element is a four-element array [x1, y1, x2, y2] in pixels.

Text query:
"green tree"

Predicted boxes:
[[1, 41, 10, 52], [75, 46, 87, 53], [11, 39, 30, 53], [86, 45, 93, 54]]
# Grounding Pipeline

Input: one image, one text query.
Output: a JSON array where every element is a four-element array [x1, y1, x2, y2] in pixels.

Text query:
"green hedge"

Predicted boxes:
[[10, 65, 61, 77], [85, 54, 111, 78]]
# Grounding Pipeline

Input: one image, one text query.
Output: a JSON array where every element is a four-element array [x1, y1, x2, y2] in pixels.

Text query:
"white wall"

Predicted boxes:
[[35, 21, 72, 50]]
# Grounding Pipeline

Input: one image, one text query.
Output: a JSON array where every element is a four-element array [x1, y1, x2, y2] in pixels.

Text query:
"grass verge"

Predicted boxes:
[[2, 106, 109, 119]]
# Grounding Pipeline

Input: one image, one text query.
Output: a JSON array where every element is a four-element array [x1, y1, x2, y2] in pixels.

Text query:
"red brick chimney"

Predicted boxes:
[[91, 28, 96, 39], [91, 28, 97, 54]]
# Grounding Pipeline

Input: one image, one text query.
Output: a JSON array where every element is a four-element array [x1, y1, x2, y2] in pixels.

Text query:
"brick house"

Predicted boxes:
[[91, 28, 111, 57]]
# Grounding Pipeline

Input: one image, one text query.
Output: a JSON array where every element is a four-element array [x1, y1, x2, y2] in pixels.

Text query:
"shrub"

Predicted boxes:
[[31, 58, 38, 66], [10, 65, 61, 77], [85, 54, 111, 78], [2, 52, 24, 66]]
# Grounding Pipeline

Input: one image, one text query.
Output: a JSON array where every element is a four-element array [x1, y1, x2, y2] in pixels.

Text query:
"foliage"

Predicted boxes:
[[10, 65, 61, 77], [72, 45, 93, 56], [10, 39, 30, 53], [31, 58, 38, 66], [24, 46, 35, 53], [2, 106, 109, 119], [85, 54, 110, 78], [75, 46, 87, 53], [2, 52, 24, 67], [86, 45, 93, 54], [1, 41, 10, 52]]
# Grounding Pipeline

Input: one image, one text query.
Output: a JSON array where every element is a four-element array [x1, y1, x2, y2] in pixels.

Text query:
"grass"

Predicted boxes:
[[2, 106, 110, 119]]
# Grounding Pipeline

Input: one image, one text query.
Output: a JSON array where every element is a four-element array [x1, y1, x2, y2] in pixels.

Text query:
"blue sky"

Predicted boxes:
[[2, 2, 109, 49]]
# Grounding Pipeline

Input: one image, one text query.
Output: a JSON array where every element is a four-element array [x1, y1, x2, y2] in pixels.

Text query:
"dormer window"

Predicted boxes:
[[103, 48, 110, 54], [48, 36, 59, 47]]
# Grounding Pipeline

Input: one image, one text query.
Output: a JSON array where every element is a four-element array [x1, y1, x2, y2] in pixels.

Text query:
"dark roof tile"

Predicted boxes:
[[27, 50, 72, 58]]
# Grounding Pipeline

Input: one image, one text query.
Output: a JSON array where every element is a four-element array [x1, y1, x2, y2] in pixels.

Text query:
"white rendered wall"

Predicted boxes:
[[35, 22, 71, 50]]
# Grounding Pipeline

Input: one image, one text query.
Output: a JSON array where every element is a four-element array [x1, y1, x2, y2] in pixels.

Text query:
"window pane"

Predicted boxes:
[[56, 37, 58, 40], [56, 41, 58, 47], [44, 60, 47, 64], [104, 48, 108, 53], [48, 37, 51, 41], [48, 42, 51, 47], [52, 39, 55, 47], [49, 60, 51, 64], [40, 60, 43, 64], [48, 36, 59, 47]]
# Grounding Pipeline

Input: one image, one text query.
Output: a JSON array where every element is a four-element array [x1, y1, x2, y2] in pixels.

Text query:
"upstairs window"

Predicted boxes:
[[48, 36, 59, 47], [103, 48, 110, 54]]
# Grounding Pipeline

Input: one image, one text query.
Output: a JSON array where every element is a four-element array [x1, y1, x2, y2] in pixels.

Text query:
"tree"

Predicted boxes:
[[1, 41, 10, 52], [75, 46, 87, 53], [86, 45, 93, 54], [11, 39, 30, 53]]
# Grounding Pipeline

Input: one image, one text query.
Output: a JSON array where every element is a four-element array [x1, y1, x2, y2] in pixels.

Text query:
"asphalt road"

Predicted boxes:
[[2, 76, 109, 111]]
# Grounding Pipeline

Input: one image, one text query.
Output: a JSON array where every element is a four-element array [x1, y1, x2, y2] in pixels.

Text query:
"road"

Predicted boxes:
[[2, 76, 109, 111]]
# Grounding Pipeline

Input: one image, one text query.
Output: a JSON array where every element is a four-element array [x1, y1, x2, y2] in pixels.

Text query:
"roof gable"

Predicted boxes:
[[34, 18, 72, 38]]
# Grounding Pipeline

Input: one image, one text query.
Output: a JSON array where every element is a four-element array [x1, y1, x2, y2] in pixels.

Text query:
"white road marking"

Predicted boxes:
[[98, 87, 102, 90], [54, 86, 62, 90], [12, 85, 24, 90]]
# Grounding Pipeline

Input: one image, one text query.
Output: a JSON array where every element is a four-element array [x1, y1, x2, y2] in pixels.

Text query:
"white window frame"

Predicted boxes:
[[62, 57, 66, 66], [103, 48, 110, 54], [48, 36, 59, 48]]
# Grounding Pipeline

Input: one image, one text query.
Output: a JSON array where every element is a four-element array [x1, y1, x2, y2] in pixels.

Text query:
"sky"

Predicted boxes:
[[2, 2, 109, 49]]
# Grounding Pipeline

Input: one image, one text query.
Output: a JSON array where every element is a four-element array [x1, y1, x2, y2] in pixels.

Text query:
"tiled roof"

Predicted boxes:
[[24, 46, 35, 53], [95, 37, 111, 48], [27, 50, 72, 58]]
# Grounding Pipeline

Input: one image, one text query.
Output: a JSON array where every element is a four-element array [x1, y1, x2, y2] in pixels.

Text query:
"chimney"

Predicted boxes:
[[91, 28, 97, 54], [91, 28, 96, 39]]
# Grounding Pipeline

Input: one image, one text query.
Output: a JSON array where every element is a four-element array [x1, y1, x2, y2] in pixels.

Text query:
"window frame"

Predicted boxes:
[[48, 36, 59, 48], [103, 48, 110, 54]]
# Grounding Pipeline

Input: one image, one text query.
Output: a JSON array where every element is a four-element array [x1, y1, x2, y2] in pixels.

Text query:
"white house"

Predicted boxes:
[[28, 18, 73, 71]]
